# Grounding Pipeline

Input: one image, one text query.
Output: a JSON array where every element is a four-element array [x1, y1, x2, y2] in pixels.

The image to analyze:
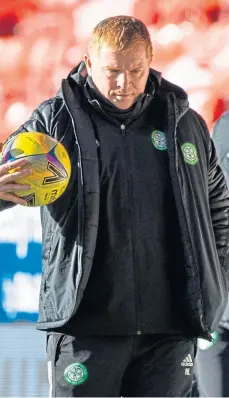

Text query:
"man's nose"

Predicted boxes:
[[117, 72, 131, 89]]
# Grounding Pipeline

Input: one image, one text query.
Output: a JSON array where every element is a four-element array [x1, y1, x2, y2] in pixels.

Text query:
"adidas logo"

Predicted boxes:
[[181, 354, 193, 367]]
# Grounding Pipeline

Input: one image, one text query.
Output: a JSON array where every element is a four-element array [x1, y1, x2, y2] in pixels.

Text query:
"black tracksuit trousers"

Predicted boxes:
[[47, 333, 197, 397]]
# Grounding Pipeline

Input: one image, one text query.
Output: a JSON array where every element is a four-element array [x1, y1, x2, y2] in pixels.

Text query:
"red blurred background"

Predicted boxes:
[[0, 0, 229, 139]]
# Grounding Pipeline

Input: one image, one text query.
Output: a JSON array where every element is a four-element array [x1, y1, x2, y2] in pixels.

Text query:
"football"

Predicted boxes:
[[0, 131, 71, 206]]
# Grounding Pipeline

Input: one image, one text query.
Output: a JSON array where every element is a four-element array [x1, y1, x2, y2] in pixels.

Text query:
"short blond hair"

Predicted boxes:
[[88, 15, 153, 59]]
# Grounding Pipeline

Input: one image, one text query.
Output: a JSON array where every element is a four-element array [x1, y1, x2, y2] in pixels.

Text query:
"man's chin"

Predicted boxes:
[[111, 96, 134, 110]]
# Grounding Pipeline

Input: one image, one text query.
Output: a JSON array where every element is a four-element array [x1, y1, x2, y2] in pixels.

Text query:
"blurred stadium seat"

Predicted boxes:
[[0, 0, 229, 139]]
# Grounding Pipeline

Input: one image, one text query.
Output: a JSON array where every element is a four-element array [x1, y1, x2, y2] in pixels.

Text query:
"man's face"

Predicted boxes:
[[85, 44, 151, 109]]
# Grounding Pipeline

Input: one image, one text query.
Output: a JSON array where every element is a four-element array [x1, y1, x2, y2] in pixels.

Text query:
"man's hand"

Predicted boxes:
[[0, 144, 32, 205]]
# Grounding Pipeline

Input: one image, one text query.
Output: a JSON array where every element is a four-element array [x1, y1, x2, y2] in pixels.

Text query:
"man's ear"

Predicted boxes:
[[84, 54, 92, 76]]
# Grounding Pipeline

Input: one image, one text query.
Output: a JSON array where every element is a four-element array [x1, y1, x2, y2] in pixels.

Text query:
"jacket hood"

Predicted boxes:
[[60, 61, 189, 122]]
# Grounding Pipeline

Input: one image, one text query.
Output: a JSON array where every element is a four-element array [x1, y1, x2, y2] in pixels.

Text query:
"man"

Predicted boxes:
[[193, 111, 229, 397], [0, 15, 229, 397]]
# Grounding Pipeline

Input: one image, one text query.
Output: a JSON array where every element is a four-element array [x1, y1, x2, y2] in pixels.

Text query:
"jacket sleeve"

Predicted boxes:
[[0, 98, 55, 212], [208, 133, 229, 276]]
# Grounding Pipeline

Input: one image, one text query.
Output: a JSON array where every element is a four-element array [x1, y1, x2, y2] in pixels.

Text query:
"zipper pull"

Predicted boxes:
[[120, 124, 125, 135]]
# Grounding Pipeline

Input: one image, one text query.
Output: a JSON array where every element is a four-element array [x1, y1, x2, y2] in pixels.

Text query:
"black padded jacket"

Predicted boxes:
[[0, 64, 229, 339]]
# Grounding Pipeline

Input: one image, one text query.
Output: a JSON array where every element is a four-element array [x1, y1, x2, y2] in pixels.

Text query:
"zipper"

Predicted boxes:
[[120, 124, 125, 136], [120, 123, 141, 335], [89, 106, 143, 334]]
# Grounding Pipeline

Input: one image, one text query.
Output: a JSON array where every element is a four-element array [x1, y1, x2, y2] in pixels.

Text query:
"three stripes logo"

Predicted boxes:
[[181, 354, 193, 367]]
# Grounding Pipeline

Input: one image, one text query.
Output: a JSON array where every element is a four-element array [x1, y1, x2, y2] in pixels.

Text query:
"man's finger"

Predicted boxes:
[[0, 183, 31, 192], [0, 192, 28, 206], [0, 168, 32, 184], [0, 158, 30, 176]]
